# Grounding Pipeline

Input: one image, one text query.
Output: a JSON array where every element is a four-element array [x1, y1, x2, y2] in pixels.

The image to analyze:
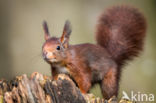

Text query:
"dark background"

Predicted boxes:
[[0, 0, 156, 98]]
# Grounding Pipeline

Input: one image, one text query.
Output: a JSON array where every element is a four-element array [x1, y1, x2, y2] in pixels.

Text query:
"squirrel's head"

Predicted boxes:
[[42, 20, 71, 63]]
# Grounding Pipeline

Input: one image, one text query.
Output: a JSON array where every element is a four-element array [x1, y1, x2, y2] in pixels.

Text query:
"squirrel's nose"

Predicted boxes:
[[46, 52, 53, 58], [43, 51, 53, 60]]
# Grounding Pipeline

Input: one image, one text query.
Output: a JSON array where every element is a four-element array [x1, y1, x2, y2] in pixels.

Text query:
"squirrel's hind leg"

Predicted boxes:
[[100, 67, 119, 99]]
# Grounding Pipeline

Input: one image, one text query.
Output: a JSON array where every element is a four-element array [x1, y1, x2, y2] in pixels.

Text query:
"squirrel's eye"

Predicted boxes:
[[56, 46, 60, 50]]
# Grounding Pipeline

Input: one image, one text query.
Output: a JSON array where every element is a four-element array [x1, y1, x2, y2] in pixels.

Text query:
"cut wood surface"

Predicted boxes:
[[0, 72, 132, 103]]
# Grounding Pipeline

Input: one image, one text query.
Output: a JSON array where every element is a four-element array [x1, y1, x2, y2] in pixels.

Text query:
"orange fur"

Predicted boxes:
[[42, 6, 146, 99]]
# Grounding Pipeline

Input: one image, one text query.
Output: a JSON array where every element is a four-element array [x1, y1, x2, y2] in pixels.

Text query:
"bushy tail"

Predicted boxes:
[[96, 6, 147, 66]]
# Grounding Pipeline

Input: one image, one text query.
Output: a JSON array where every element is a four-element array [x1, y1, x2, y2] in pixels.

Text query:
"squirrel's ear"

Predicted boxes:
[[43, 21, 50, 40], [60, 20, 72, 44]]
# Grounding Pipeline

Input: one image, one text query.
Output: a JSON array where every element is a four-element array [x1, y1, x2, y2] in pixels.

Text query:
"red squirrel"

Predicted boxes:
[[42, 6, 146, 99]]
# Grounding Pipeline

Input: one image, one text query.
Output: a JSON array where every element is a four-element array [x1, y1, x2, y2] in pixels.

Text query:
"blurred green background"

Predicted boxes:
[[0, 0, 156, 99]]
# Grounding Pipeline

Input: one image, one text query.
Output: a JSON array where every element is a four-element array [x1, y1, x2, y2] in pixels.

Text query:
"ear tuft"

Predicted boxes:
[[60, 20, 72, 43], [64, 20, 72, 36], [43, 20, 50, 40]]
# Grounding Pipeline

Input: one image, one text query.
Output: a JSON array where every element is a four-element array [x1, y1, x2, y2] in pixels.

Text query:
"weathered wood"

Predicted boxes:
[[0, 72, 133, 103]]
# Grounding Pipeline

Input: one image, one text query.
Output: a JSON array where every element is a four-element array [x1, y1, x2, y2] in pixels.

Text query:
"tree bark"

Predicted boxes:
[[0, 72, 132, 103]]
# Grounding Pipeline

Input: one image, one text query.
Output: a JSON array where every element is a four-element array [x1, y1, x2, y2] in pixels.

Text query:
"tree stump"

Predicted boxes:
[[0, 72, 132, 103]]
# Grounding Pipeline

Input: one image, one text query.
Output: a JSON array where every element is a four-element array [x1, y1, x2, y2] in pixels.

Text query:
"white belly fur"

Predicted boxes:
[[54, 64, 69, 74]]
